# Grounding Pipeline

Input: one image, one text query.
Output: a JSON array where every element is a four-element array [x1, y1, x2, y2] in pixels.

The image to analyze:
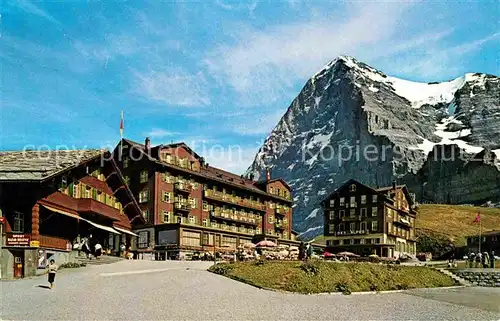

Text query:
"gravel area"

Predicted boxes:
[[1, 260, 499, 320]]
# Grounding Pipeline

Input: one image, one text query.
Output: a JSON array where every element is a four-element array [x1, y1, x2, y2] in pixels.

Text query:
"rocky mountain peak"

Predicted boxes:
[[247, 57, 500, 239]]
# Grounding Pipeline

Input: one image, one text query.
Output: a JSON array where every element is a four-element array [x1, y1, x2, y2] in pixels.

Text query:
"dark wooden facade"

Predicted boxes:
[[322, 179, 417, 258], [0, 150, 143, 278], [114, 138, 295, 257]]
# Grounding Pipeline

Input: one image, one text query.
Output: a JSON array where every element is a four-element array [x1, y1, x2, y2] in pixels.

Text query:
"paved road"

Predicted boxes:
[[1, 260, 499, 320]]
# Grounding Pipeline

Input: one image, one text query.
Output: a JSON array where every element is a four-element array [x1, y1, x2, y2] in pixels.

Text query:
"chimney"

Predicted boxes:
[[145, 137, 151, 152], [266, 168, 271, 181], [392, 180, 396, 190]]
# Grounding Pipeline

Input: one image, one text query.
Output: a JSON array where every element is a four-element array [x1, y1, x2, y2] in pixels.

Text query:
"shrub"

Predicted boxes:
[[335, 282, 352, 295], [59, 262, 85, 269], [300, 260, 320, 275], [210, 264, 233, 276]]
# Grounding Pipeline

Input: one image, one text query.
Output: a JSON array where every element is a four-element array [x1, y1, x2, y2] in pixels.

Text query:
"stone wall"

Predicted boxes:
[[451, 269, 500, 287]]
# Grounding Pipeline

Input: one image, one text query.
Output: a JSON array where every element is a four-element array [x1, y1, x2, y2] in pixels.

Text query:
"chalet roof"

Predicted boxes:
[[0, 149, 104, 182], [255, 178, 292, 191], [202, 165, 263, 193]]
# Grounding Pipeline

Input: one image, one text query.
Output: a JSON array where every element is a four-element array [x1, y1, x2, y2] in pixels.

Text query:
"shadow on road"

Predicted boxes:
[[37, 285, 51, 289]]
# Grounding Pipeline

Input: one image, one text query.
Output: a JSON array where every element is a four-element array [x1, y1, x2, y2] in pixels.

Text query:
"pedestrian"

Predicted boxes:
[[483, 251, 489, 268], [298, 242, 306, 261], [469, 252, 475, 268], [95, 242, 102, 259], [476, 252, 482, 268], [120, 243, 126, 257], [47, 259, 58, 289], [307, 243, 313, 260], [490, 251, 495, 268]]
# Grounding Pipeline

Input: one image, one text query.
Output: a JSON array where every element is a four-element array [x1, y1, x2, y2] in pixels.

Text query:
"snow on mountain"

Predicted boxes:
[[246, 56, 500, 239]]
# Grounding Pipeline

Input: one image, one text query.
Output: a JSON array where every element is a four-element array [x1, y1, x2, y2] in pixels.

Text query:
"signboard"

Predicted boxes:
[[6, 233, 31, 247], [30, 240, 40, 248]]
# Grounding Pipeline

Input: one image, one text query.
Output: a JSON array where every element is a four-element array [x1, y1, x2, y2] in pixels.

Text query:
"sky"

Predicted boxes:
[[1, 0, 499, 173]]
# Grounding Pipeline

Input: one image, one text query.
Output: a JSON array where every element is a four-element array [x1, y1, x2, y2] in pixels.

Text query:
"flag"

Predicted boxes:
[[472, 212, 481, 224], [266, 169, 271, 181], [120, 111, 124, 138]]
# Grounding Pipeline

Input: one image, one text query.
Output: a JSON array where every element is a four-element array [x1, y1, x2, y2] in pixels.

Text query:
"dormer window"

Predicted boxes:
[[349, 184, 356, 192]]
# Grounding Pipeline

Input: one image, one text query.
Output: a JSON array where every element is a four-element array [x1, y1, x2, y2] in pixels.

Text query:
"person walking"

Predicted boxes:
[[47, 259, 58, 289], [95, 242, 102, 259], [468, 253, 475, 268], [307, 243, 313, 260], [476, 252, 482, 268], [490, 251, 495, 268]]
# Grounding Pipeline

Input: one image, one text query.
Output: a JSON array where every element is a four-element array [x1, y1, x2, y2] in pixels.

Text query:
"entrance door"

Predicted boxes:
[[13, 252, 24, 278]]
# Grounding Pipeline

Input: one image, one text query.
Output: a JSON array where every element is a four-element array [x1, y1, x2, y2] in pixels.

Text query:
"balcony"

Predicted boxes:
[[334, 230, 370, 236], [40, 235, 71, 251], [341, 215, 362, 222], [77, 198, 121, 221], [204, 190, 266, 212], [210, 211, 258, 226], [174, 202, 191, 213], [275, 222, 287, 230], [394, 218, 412, 229], [174, 183, 192, 194]]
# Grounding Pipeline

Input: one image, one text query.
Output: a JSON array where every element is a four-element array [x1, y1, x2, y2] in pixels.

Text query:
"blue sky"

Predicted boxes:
[[1, 0, 499, 173]]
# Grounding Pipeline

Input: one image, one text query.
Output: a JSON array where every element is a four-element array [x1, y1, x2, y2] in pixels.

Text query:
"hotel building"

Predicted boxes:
[[321, 179, 417, 258], [114, 138, 297, 259]]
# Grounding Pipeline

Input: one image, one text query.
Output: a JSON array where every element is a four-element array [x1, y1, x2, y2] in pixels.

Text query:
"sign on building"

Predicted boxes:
[[6, 233, 31, 247]]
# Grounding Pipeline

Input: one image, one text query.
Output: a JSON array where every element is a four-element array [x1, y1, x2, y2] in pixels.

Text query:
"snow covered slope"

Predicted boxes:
[[246, 56, 500, 239]]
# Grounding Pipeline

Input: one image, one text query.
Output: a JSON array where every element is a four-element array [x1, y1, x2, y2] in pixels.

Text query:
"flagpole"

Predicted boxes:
[[479, 212, 481, 258], [120, 110, 124, 160]]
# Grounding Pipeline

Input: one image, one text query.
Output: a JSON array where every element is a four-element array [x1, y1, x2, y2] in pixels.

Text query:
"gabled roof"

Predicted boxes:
[[161, 142, 203, 160], [0, 150, 104, 182], [254, 178, 292, 191], [321, 179, 376, 204]]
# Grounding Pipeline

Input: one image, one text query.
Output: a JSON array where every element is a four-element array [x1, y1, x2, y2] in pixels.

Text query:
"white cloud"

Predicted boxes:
[[204, 2, 413, 105], [145, 128, 177, 138], [13, 0, 60, 25], [133, 68, 210, 107]]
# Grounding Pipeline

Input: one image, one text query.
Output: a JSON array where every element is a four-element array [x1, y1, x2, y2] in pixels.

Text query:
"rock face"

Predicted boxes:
[[245, 56, 500, 238]]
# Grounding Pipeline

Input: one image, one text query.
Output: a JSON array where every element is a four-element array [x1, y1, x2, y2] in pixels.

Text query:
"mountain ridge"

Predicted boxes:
[[246, 55, 500, 238]]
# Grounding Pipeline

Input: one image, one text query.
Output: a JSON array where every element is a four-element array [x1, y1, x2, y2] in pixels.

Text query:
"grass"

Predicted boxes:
[[208, 260, 456, 294], [416, 204, 500, 246]]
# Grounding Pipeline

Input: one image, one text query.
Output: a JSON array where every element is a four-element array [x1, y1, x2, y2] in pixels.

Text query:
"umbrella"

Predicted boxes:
[[323, 251, 335, 258], [369, 254, 379, 258], [337, 251, 360, 257], [256, 240, 277, 247], [242, 242, 256, 249]]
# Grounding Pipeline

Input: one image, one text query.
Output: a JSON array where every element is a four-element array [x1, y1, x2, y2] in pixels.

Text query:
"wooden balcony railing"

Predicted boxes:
[[204, 190, 266, 212], [40, 235, 71, 251]]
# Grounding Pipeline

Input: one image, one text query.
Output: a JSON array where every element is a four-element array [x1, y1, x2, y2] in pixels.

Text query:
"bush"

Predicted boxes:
[[59, 262, 85, 269], [300, 260, 320, 275], [210, 264, 233, 276], [335, 282, 352, 295]]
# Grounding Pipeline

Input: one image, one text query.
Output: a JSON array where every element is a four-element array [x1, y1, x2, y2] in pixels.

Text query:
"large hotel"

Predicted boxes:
[[114, 138, 297, 259], [321, 179, 417, 258]]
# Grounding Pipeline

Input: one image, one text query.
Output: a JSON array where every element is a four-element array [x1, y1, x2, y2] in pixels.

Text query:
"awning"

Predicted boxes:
[[81, 218, 121, 235], [114, 227, 139, 237], [41, 204, 80, 220]]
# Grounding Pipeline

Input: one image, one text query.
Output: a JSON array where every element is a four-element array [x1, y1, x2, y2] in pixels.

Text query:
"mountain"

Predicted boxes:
[[245, 56, 500, 239]]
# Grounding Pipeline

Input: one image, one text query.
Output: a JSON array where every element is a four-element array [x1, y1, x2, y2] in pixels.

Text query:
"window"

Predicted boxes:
[[163, 211, 171, 223], [339, 210, 345, 218], [329, 211, 334, 220], [361, 221, 367, 231], [350, 209, 355, 217], [371, 221, 378, 231], [360, 238, 365, 244], [329, 199, 335, 207], [256, 228, 261, 234], [138, 231, 149, 248], [349, 239, 355, 245], [361, 195, 367, 204], [182, 231, 201, 246], [189, 197, 197, 209], [188, 216, 196, 224], [142, 210, 149, 222], [366, 239, 372, 244], [123, 157, 129, 168], [162, 191, 172, 203], [374, 238, 380, 244], [361, 208, 367, 217], [202, 219, 208, 227], [388, 222, 393, 234], [354, 239, 361, 245], [339, 197, 345, 206], [349, 184, 356, 192], [268, 216, 274, 224], [202, 201, 208, 211], [350, 196, 356, 207], [372, 194, 378, 203], [139, 189, 149, 203], [140, 171, 148, 183], [176, 216, 183, 224], [350, 222, 355, 231], [371, 207, 378, 216], [60, 176, 68, 189], [13, 212, 24, 232], [329, 224, 335, 233]]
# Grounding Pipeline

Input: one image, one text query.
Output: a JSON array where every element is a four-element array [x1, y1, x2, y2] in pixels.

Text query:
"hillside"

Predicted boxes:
[[308, 204, 500, 247], [416, 204, 500, 246]]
